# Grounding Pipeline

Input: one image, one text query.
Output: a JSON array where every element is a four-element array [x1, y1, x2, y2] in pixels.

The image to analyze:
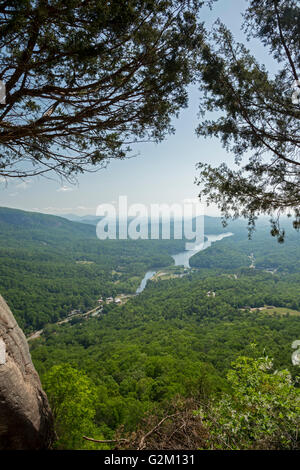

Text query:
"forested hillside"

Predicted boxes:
[[0, 207, 184, 332], [0, 207, 299, 449], [0, 0, 299, 453], [30, 266, 300, 449], [8, 209, 296, 450], [190, 218, 300, 273]]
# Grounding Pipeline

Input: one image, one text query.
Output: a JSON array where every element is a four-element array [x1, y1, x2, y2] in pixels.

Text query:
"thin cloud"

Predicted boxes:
[[56, 185, 74, 192], [16, 180, 32, 190]]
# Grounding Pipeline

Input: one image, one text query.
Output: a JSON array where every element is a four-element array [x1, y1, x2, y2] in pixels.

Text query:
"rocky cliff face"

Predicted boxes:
[[0, 295, 55, 449]]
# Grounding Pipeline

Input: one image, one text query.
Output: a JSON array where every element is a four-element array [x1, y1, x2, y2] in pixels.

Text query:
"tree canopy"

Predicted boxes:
[[0, 0, 204, 179], [195, 0, 300, 240], [197, 353, 300, 450], [42, 364, 106, 449]]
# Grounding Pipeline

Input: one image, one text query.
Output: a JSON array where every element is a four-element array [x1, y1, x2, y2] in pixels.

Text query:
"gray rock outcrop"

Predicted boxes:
[[0, 295, 55, 449]]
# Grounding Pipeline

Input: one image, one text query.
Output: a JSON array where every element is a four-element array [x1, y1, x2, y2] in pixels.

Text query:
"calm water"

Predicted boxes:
[[136, 232, 233, 294], [171, 232, 233, 268], [136, 270, 157, 294]]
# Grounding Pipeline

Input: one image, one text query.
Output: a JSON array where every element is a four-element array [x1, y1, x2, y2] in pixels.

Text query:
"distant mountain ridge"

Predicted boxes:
[[0, 206, 290, 242], [61, 212, 238, 235], [0, 207, 259, 244], [0, 206, 96, 243], [0, 206, 187, 332]]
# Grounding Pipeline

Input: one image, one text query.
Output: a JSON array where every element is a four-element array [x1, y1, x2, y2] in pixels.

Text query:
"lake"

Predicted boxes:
[[171, 232, 233, 268], [136, 232, 233, 293]]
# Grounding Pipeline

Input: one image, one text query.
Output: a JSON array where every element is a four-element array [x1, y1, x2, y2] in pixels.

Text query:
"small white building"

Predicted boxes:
[[207, 291, 216, 298]]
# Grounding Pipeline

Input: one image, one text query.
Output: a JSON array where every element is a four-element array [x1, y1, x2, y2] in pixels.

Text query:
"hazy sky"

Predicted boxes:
[[0, 0, 274, 217]]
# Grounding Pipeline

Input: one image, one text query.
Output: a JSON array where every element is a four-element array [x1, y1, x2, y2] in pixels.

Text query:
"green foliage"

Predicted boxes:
[[0, 0, 204, 178], [190, 219, 300, 272], [42, 364, 108, 449], [25, 212, 300, 448], [0, 207, 184, 332], [197, 353, 300, 449], [32, 260, 300, 445], [1, 207, 299, 449], [196, 0, 300, 239]]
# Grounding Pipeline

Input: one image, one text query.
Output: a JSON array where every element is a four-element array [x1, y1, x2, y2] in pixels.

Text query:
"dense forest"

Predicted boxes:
[[190, 219, 300, 273], [0, 208, 297, 449], [0, 207, 185, 332], [0, 0, 299, 452], [30, 265, 300, 447]]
